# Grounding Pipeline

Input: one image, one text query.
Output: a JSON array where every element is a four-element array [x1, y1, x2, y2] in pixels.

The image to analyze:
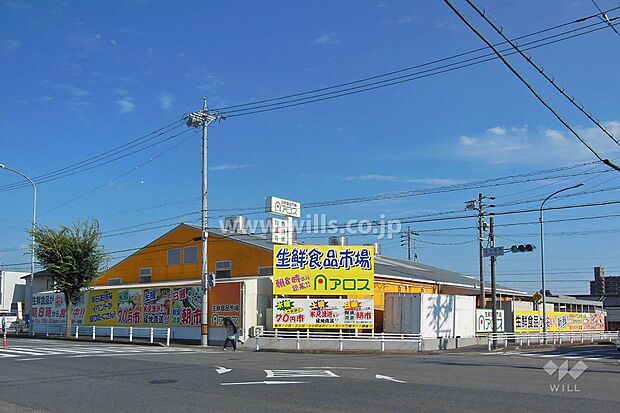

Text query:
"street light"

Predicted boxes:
[[539, 183, 583, 337], [0, 164, 37, 335]]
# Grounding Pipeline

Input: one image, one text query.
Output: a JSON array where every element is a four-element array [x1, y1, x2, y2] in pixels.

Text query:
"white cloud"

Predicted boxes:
[[159, 94, 174, 110], [209, 164, 249, 171], [397, 16, 413, 24], [55, 84, 90, 97], [343, 174, 465, 186], [453, 122, 620, 164], [0, 38, 21, 53], [487, 126, 506, 135], [544, 128, 568, 143], [314, 33, 340, 45], [117, 98, 135, 114]]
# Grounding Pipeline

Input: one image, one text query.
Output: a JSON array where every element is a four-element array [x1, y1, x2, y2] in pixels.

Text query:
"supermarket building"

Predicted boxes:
[[83, 223, 525, 342]]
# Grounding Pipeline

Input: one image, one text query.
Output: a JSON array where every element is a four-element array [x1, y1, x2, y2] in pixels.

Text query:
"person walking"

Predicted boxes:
[[222, 317, 238, 351]]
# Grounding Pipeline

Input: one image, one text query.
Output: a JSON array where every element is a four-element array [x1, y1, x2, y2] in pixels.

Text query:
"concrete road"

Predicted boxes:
[[0, 338, 618, 412]]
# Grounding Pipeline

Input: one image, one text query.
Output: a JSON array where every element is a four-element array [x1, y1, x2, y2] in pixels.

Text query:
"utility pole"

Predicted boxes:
[[187, 98, 223, 347], [466, 193, 494, 309], [478, 193, 485, 309], [400, 226, 419, 261], [489, 216, 497, 349]]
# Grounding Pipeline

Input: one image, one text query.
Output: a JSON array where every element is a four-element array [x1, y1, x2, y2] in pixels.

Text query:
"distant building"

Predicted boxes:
[[574, 266, 620, 331], [590, 266, 620, 296], [0, 270, 27, 314]]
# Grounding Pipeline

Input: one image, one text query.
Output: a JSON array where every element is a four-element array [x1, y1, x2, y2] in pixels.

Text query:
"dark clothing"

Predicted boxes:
[[223, 318, 238, 350], [223, 337, 237, 350]]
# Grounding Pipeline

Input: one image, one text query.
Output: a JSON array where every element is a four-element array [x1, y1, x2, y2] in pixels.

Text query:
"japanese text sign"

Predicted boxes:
[[273, 245, 374, 296], [273, 298, 374, 329]]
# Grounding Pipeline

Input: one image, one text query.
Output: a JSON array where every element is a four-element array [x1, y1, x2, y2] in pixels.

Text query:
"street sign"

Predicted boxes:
[[265, 196, 301, 218], [483, 246, 504, 257]]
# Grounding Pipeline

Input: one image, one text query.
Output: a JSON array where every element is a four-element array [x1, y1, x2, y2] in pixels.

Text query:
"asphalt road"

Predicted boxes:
[[0, 338, 618, 413]]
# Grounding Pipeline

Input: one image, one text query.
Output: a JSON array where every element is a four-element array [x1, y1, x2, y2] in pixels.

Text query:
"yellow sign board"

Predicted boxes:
[[514, 310, 605, 332], [273, 245, 374, 296], [273, 298, 374, 329]]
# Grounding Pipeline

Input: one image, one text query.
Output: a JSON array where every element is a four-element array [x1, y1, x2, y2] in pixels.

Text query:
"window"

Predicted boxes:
[[139, 268, 152, 283], [46, 278, 54, 290], [184, 246, 198, 264], [215, 260, 232, 279], [167, 248, 181, 265], [258, 266, 273, 276], [108, 278, 122, 286]]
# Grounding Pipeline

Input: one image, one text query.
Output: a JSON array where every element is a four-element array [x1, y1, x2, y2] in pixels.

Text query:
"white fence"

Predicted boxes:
[[488, 330, 619, 351], [31, 323, 171, 346], [255, 330, 423, 352]]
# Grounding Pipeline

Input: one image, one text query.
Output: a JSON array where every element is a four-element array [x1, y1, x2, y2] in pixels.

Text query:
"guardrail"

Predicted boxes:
[[255, 330, 423, 352], [487, 330, 619, 351], [31, 323, 171, 346]]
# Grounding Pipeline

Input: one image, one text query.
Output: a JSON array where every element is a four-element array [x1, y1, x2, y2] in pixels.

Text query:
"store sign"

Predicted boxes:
[[208, 282, 241, 328], [273, 245, 374, 296], [273, 298, 374, 329], [268, 217, 289, 245], [514, 310, 605, 332], [265, 196, 301, 218], [476, 309, 504, 333], [31, 292, 85, 326]]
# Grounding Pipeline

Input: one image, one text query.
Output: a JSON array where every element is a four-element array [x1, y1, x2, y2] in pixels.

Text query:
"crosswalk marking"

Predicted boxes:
[[496, 350, 619, 362], [0, 344, 195, 360]]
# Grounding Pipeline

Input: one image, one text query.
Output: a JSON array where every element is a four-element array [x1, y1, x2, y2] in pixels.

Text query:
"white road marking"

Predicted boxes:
[[265, 369, 339, 378], [0, 344, 196, 361], [375, 374, 407, 383], [302, 366, 366, 370], [16, 358, 43, 361], [221, 381, 308, 386], [216, 366, 232, 374]]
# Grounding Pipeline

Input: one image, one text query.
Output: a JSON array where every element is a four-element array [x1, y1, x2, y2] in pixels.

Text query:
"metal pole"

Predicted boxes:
[[539, 183, 583, 338], [478, 193, 485, 309], [0, 165, 36, 336], [490, 217, 497, 349], [200, 98, 209, 347], [407, 226, 412, 261]]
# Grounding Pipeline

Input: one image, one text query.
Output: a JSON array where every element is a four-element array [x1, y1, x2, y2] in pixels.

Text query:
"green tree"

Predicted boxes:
[[31, 220, 107, 337]]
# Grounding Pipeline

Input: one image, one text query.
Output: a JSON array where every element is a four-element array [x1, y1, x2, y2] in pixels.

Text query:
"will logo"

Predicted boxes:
[[543, 360, 588, 393]]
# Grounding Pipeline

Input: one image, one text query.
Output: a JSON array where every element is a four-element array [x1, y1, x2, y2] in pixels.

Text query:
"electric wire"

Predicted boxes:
[[0, 118, 187, 192], [443, 0, 608, 163], [466, 0, 620, 153], [213, 7, 620, 114]]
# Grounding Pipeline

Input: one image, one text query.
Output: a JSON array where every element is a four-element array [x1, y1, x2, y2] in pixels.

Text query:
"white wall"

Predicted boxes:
[[384, 293, 476, 338], [0, 271, 27, 312]]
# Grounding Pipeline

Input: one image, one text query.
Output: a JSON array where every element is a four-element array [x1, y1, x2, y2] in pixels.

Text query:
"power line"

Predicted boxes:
[[444, 0, 609, 164], [465, 0, 620, 153], [0, 118, 187, 192], [592, 0, 620, 39], [213, 8, 619, 116], [225, 20, 620, 118]]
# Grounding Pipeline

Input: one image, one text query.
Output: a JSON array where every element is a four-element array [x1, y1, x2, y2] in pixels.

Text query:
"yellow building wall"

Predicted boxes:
[[94, 225, 272, 286], [373, 278, 438, 311]]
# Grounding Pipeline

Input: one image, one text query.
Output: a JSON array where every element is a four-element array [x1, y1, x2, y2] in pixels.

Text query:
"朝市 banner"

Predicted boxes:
[[273, 298, 374, 329], [273, 245, 374, 296], [32, 283, 241, 329], [514, 310, 605, 332]]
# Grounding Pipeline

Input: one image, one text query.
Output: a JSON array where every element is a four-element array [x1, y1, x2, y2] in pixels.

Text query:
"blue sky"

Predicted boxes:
[[2, 0, 620, 295]]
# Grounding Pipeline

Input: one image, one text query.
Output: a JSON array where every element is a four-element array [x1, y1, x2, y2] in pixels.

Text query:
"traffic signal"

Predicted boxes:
[[510, 244, 534, 253], [207, 272, 216, 289]]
